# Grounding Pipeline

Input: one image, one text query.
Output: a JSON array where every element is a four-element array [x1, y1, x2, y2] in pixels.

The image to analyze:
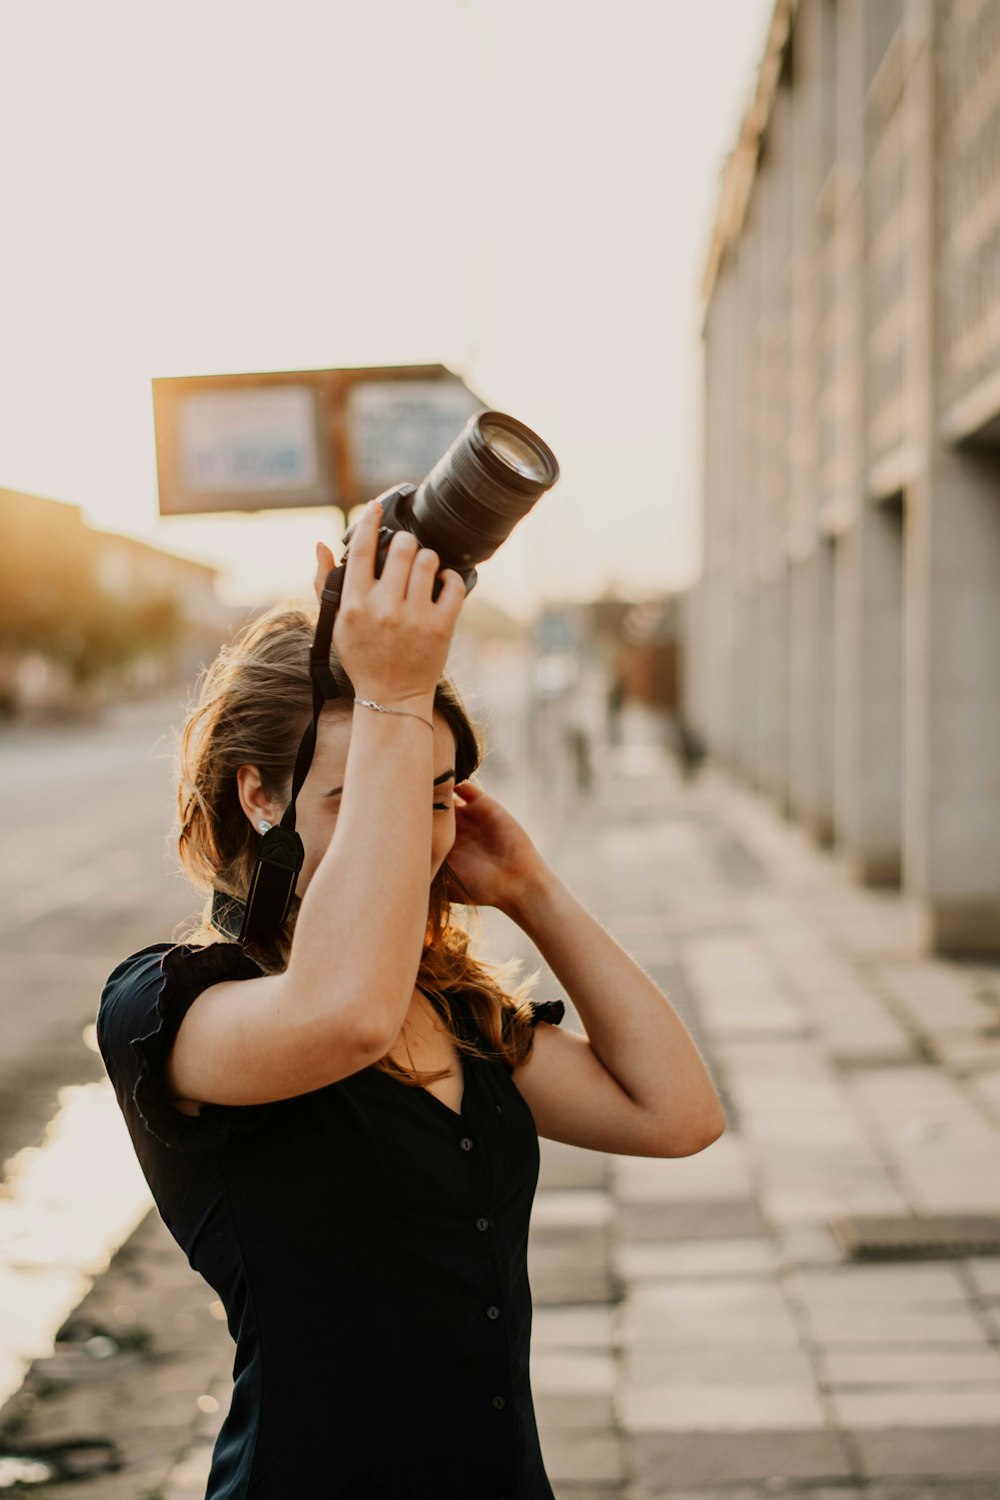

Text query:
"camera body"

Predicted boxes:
[[321, 408, 558, 620], [331, 481, 478, 612]]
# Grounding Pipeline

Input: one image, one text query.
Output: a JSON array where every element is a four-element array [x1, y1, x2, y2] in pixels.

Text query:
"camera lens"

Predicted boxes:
[[477, 415, 553, 483], [409, 411, 559, 567]]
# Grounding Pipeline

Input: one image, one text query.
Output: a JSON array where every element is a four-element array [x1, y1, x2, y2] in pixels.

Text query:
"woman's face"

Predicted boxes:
[[272, 707, 459, 901]]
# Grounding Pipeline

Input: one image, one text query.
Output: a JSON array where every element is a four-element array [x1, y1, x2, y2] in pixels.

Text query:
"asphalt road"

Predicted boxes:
[[0, 692, 198, 1171]]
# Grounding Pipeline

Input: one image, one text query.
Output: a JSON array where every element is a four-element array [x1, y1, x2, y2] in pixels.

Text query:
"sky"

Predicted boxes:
[[0, 0, 774, 619]]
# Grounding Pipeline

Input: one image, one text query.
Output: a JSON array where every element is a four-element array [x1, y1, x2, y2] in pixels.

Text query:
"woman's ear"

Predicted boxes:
[[236, 765, 279, 830]]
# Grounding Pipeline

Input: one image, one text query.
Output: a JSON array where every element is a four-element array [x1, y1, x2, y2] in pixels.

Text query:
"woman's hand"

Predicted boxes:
[[314, 539, 336, 603], [313, 510, 466, 708], [445, 779, 548, 914]]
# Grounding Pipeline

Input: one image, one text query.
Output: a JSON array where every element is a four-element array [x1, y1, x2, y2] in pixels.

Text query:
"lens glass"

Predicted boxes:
[[480, 421, 548, 481]]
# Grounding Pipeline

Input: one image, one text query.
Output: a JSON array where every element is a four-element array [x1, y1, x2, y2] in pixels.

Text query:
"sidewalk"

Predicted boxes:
[[2, 708, 998, 1497], [496, 711, 1000, 1500]]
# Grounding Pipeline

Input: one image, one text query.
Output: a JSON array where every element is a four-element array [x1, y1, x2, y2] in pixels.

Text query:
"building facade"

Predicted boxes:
[[0, 487, 235, 710], [687, 0, 1000, 956]]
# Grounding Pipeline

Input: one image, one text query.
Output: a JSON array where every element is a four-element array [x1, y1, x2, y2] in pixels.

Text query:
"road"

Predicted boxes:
[[0, 693, 197, 1170]]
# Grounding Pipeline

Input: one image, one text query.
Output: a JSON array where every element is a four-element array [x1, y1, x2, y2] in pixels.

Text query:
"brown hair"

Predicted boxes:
[[171, 598, 542, 1087]]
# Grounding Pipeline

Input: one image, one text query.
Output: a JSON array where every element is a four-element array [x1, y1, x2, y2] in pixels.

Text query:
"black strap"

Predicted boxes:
[[232, 560, 349, 946], [236, 822, 306, 944]]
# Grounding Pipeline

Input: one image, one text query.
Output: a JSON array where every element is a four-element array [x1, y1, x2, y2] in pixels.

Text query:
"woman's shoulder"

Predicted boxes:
[[97, 940, 268, 1153], [97, 940, 265, 1080], [101, 940, 263, 1016], [105, 938, 260, 983]]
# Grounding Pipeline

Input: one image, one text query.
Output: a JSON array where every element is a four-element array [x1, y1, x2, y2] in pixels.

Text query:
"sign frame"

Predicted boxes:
[[152, 363, 483, 518]]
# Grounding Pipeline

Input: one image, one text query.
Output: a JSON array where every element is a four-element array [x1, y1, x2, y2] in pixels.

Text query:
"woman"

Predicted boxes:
[[97, 497, 726, 1498]]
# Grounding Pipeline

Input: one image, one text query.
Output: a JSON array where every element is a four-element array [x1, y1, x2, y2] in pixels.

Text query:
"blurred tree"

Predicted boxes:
[[0, 500, 182, 688]]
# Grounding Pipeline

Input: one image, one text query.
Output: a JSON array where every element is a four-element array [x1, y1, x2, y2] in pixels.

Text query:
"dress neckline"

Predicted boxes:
[[386, 986, 468, 1117]]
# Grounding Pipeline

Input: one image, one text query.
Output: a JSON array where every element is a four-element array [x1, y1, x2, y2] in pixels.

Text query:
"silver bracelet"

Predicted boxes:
[[354, 697, 434, 731]]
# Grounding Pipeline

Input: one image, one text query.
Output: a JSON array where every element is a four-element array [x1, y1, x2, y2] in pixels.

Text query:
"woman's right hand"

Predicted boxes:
[[330, 498, 467, 706]]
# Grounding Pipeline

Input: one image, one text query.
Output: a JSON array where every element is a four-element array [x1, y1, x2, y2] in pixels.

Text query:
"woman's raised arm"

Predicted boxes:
[[165, 499, 468, 1108]]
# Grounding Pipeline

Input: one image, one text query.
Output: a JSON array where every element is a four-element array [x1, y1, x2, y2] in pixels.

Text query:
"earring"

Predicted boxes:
[[258, 821, 273, 834]]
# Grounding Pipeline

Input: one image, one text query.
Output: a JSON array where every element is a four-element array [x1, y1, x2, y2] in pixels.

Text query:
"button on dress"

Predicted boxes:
[[97, 941, 566, 1499]]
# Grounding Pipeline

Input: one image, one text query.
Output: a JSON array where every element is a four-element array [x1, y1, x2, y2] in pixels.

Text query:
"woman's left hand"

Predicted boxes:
[[445, 780, 548, 914], [314, 540, 337, 602]]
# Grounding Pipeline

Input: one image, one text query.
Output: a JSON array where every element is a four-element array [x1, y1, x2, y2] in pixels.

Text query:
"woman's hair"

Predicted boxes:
[[171, 598, 542, 1085]]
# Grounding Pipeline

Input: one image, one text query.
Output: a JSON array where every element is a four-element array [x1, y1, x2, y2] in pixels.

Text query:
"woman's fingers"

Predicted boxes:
[[377, 527, 420, 599], [454, 777, 484, 804], [340, 497, 382, 603], [432, 566, 468, 622], [404, 544, 441, 602], [313, 541, 335, 603]]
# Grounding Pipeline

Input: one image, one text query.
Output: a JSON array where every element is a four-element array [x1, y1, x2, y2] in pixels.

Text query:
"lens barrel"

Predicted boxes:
[[409, 411, 559, 567]]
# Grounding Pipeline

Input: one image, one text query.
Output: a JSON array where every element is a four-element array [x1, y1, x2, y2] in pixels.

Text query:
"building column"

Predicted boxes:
[[903, 0, 1000, 955], [904, 450, 1000, 954], [834, 499, 906, 884]]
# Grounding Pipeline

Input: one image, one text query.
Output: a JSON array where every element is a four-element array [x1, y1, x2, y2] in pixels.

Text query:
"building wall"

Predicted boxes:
[[690, 0, 1000, 957]]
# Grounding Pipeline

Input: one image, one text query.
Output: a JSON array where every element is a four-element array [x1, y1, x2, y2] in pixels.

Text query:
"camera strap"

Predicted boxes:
[[221, 560, 349, 948], [213, 484, 421, 948]]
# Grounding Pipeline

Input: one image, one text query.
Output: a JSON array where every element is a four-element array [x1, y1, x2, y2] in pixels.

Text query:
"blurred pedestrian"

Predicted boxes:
[[606, 670, 625, 747], [96, 499, 724, 1497]]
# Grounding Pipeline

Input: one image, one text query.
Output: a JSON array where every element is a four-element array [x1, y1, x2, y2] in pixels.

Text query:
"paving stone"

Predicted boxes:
[[830, 1387, 1000, 1427], [614, 1236, 777, 1280], [787, 1264, 970, 1305], [535, 1388, 617, 1429], [621, 1341, 817, 1386], [626, 1489, 865, 1500], [539, 1139, 610, 1192], [531, 1305, 617, 1350], [529, 1226, 615, 1306], [966, 1256, 1000, 1297], [533, 1190, 613, 1228], [742, 1111, 875, 1147], [543, 1428, 627, 1485], [629, 1429, 853, 1488], [553, 1487, 625, 1500], [618, 1278, 802, 1347], [927, 1038, 1000, 1074], [533, 1349, 617, 1395], [854, 1424, 1000, 1476], [774, 1223, 845, 1267], [618, 1380, 827, 1431], [800, 1301, 991, 1345], [612, 1137, 754, 1201], [652, 1488, 1000, 1500], [681, 933, 805, 1039], [752, 1141, 894, 1180], [968, 1069, 1000, 1117], [899, 1155, 1000, 1216], [624, 1488, 861, 1500], [817, 1347, 1000, 1385], [616, 1197, 770, 1241], [163, 1431, 217, 1499], [829, 1040, 922, 1071], [761, 1185, 910, 1226]]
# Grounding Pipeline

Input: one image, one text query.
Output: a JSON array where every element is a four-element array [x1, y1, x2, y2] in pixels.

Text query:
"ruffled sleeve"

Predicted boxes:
[[498, 996, 566, 1075], [527, 998, 566, 1028], [97, 941, 271, 1153]]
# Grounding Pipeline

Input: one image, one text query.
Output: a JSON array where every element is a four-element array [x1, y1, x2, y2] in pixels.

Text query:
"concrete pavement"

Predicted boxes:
[[501, 712, 1000, 1499], [2, 705, 998, 1497]]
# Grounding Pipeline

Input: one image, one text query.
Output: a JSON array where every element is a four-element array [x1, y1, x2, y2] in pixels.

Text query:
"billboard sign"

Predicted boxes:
[[153, 365, 482, 517], [347, 378, 482, 493]]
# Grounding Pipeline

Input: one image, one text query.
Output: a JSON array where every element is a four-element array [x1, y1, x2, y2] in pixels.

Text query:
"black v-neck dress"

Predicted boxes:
[[97, 941, 565, 1499]]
